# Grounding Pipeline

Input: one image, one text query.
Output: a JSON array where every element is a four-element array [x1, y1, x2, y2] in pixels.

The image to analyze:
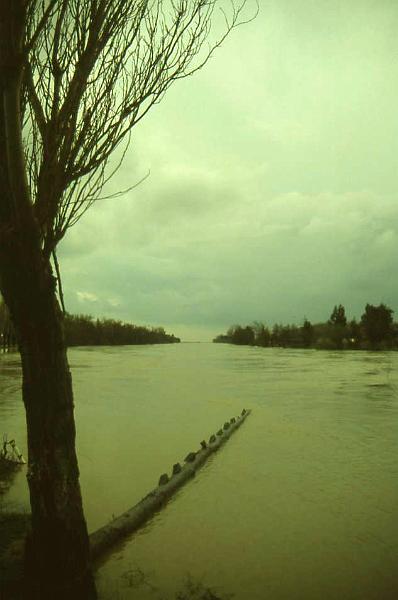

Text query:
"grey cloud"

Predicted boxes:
[[58, 1, 398, 340]]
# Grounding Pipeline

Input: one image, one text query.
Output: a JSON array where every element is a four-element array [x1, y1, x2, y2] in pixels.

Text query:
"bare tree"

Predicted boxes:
[[0, 1, 255, 598]]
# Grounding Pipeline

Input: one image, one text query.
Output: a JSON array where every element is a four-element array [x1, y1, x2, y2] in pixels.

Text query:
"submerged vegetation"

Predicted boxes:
[[214, 303, 397, 350]]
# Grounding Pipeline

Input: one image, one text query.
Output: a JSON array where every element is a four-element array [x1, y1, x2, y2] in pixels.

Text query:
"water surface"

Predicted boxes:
[[1, 344, 397, 599]]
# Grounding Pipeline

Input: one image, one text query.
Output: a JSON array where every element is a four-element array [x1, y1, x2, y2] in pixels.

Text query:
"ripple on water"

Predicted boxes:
[[1, 345, 398, 599]]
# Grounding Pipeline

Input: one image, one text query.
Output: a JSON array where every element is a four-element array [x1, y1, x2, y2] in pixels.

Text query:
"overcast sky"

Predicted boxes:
[[59, 0, 398, 342]]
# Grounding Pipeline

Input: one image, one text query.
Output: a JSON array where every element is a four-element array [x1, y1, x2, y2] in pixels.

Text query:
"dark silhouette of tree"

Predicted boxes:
[[253, 321, 271, 347], [360, 303, 394, 347], [0, 298, 15, 351], [0, 298, 9, 333], [327, 304, 348, 348], [229, 324, 255, 345], [348, 318, 361, 346], [0, 2, 254, 597], [64, 313, 180, 346], [214, 303, 397, 350], [213, 333, 231, 343], [301, 318, 314, 348], [328, 304, 347, 327], [271, 324, 282, 346]]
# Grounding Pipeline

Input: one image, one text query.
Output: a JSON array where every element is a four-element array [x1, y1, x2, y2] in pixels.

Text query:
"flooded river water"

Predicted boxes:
[[1, 344, 397, 599]]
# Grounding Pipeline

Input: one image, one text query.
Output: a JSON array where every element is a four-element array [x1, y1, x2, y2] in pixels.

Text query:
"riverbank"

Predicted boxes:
[[0, 460, 29, 599]]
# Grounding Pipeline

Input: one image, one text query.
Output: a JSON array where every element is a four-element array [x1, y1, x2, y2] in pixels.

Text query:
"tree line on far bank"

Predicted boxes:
[[213, 304, 396, 350], [0, 301, 180, 347], [65, 313, 180, 345]]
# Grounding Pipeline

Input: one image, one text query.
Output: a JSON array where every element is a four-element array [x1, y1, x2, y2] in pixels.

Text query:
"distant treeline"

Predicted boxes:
[[214, 304, 397, 350], [0, 300, 17, 350], [64, 313, 180, 346], [1, 300, 180, 347]]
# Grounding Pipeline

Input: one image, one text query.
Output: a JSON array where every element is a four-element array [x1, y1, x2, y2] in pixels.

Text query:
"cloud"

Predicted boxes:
[[59, 183, 398, 340], [76, 291, 98, 304], [56, 1, 398, 341]]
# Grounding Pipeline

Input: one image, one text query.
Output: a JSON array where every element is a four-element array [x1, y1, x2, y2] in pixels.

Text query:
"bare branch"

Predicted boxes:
[[52, 248, 66, 313], [21, 0, 257, 250], [25, 0, 59, 55]]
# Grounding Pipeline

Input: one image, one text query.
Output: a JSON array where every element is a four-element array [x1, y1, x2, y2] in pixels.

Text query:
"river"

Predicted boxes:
[[1, 344, 397, 599]]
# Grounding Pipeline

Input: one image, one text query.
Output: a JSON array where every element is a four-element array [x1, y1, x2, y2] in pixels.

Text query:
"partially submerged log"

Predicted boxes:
[[90, 409, 251, 561]]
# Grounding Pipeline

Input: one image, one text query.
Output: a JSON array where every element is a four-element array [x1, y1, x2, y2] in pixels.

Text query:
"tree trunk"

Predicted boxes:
[[0, 5, 96, 597], [0, 250, 97, 599], [22, 312, 97, 599]]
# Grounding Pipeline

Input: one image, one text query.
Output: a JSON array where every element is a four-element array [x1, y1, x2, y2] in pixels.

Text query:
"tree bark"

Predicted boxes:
[[0, 249, 97, 599], [0, 4, 96, 597]]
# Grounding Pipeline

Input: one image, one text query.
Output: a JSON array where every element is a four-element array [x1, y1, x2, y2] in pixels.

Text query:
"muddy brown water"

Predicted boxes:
[[1, 344, 397, 599]]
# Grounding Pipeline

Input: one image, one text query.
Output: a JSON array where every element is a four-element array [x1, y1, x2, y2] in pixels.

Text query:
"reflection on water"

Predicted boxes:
[[1, 345, 398, 599], [0, 355, 22, 397]]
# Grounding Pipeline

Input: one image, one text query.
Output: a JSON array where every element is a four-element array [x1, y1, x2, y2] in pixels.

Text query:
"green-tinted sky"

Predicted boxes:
[[59, 0, 398, 341]]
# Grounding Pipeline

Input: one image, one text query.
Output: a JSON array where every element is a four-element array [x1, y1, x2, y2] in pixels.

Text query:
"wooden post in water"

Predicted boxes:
[[90, 409, 251, 561]]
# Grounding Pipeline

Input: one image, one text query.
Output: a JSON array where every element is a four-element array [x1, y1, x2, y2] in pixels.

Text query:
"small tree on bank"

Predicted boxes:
[[328, 304, 347, 327], [301, 318, 314, 347], [361, 303, 394, 347], [0, 2, 254, 597]]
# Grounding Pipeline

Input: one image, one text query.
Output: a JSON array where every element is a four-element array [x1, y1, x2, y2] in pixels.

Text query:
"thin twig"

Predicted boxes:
[[52, 249, 66, 314]]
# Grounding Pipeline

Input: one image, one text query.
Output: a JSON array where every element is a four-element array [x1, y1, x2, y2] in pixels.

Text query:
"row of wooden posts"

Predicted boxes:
[[2, 409, 251, 587], [90, 408, 251, 560]]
